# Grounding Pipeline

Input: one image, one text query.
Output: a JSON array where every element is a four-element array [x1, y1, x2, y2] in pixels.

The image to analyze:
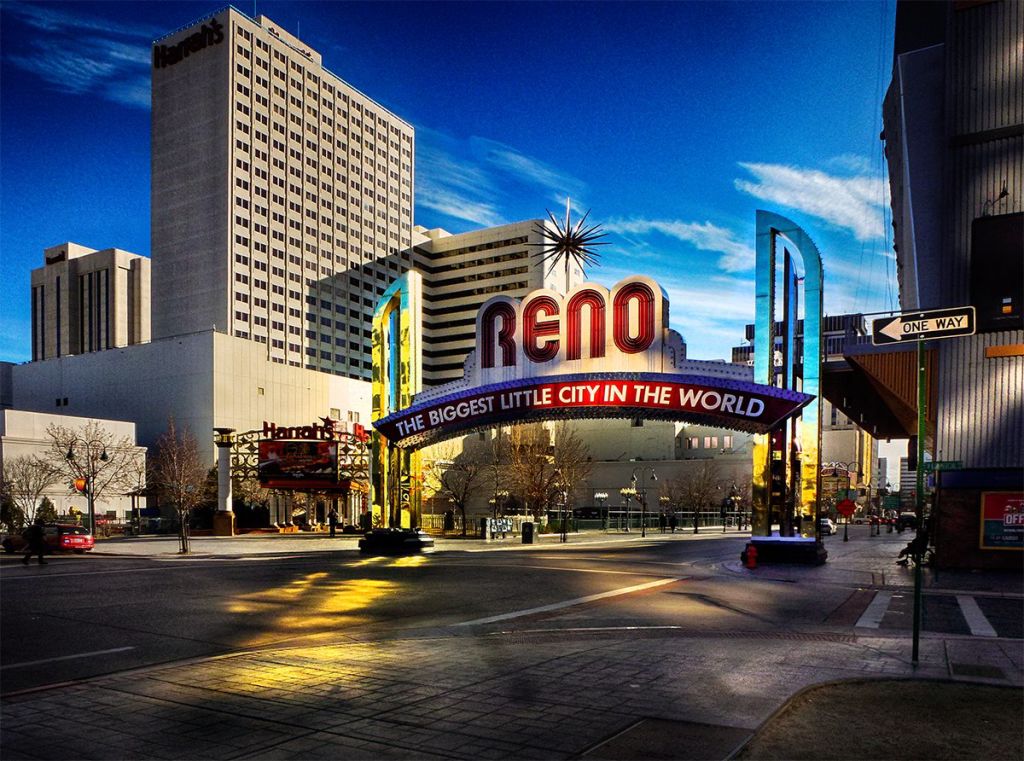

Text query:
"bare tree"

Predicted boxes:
[[422, 440, 487, 536], [507, 424, 561, 522], [150, 418, 210, 554], [44, 421, 139, 514], [677, 460, 726, 526], [485, 427, 511, 517], [1, 455, 58, 525], [660, 473, 687, 512], [551, 422, 592, 535], [232, 473, 275, 529]]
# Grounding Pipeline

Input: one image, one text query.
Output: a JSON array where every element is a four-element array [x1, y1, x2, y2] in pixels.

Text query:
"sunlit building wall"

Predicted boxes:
[[411, 221, 585, 387], [151, 8, 415, 381], [30, 242, 150, 362]]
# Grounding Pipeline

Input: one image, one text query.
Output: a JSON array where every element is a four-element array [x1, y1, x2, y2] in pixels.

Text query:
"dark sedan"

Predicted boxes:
[[358, 528, 435, 555]]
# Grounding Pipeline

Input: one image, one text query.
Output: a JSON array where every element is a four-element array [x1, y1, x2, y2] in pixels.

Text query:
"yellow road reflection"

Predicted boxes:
[[226, 555, 431, 647]]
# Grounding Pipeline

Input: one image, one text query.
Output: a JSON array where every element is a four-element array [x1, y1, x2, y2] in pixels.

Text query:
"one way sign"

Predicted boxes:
[[872, 306, 976, 345]]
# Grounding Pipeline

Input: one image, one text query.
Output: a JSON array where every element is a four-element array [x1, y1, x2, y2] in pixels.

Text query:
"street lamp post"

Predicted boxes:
[[631, 466, 657, 539], [66, 439, 108, 537], [619, 486, 635, 532], [213, 428, 236, 537], [594, 491, 608, 530]]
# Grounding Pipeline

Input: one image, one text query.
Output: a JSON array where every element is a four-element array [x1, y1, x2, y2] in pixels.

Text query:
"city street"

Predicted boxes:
[[2, 528, 1021, 759]]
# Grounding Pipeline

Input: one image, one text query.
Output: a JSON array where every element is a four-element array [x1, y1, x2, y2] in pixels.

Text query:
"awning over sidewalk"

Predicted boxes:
[[822, 343, 938, 444]]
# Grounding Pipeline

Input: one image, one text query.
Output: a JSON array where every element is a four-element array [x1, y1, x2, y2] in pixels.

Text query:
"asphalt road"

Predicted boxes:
[[1, 531, 1020, 696]]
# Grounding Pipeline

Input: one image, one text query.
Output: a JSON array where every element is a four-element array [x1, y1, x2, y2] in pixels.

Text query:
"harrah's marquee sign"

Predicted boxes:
[[373, 276, 813, 448], [153, 18, 224, 69]]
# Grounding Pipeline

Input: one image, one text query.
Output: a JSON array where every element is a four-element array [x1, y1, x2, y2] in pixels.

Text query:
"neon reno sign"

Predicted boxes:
[[373, 275, 813, 448]]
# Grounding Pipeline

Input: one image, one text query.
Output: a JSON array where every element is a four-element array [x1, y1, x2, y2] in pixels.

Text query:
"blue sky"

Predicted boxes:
[[0, 0, 897, 364]]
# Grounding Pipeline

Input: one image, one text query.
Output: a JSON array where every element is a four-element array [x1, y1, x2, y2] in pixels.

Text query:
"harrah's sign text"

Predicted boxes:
[[153, 19, 224, 69]]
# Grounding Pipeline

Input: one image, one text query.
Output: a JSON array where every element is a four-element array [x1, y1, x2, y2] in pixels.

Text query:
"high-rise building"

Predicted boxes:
[[30, 242, 151, 362], [411, 221, 585, 386], [876, 0, 1022, 568], [150, 8, 415, 380]]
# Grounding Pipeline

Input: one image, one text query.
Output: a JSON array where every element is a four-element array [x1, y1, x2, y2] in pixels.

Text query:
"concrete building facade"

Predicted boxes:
[[30, 242, 150, 362], [412, 221, 585, 387], [151, 8, 415, 381], [13, 331, 371, 466], [876, 0, 1023, 568], [0, 409, 146, 521]]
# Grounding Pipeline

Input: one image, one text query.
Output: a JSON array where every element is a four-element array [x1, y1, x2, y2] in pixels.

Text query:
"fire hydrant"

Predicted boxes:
[[745, 543, 758, 569]]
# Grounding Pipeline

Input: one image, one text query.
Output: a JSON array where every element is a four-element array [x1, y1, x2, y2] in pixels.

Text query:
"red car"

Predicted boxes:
[[2, 523, 95, 554]]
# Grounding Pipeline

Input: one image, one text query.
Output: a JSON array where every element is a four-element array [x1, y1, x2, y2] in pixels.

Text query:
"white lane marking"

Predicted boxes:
[[855, 590, 892, 628], [956, 595, 998, 637], [0, 646, 135, 670], [494, 564, 659, 577], [454, 577, 684, 627]]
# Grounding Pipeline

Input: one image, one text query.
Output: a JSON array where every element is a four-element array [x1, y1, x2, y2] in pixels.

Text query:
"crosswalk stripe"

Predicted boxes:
[[855, 591, 892, 628], [956, 595, 998, 637]]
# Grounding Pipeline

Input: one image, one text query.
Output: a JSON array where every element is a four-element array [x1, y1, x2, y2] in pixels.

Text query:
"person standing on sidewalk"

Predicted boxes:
[[22, 518, 47, 565], [327, 507, 339, 538]]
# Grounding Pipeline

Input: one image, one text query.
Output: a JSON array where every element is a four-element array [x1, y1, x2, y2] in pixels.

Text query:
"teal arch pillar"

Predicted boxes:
[[752, 211, 823, 539]]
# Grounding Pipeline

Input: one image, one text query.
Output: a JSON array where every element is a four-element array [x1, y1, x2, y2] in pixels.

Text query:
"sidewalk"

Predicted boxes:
[[3, 529, 1021, 760]]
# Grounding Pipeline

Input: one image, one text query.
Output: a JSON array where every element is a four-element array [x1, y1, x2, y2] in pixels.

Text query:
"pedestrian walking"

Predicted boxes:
[[669, 513, 678, 533], [22, 518, 47, 565], [327, 507, 339, 537], [659, 512, 667, 533]]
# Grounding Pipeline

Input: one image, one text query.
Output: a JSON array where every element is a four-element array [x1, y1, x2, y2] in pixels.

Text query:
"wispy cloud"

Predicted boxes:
[[734, 161, 889, 242], [415, 129, 589, 230], [591, 263, 754, 359], [471, 137, 588, 208], [604, 218, 754, 272], [416, 128, 505, 227], [4, 3, 156, 109]]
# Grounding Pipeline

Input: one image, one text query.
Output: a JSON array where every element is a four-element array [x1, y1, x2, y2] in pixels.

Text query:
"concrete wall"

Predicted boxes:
[[0, 409, 145, 519], [11, 331, 372, 464]]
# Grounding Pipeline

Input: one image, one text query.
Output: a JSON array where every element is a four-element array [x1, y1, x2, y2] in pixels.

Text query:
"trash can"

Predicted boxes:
[[522, 521, 535, 544]]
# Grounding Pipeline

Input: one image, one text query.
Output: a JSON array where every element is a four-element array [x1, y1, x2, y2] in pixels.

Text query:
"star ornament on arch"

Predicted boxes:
[[527, 199, 609, 280]]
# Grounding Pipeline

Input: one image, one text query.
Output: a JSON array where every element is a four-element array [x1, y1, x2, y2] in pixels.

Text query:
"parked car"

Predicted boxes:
[[358, 528, 434, 555], [819, 518, 837, 535], [1, 523, 95, 554], [897, 513, 918, 532]]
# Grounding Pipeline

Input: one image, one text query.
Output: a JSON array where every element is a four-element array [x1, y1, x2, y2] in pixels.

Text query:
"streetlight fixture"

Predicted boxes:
[[619, 486, 636, 532], [66, 439, 109, 537], [631, 466, 657, 538], [553, 470, 569, 543], [594, 491, 608, 530]]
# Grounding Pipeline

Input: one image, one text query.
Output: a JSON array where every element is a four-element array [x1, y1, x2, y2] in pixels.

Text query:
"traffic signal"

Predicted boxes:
[[73, 478, 88, 494]]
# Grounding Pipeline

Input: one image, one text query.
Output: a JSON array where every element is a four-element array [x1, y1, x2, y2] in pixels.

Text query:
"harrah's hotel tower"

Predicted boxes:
[[151, 8, 415, 381]]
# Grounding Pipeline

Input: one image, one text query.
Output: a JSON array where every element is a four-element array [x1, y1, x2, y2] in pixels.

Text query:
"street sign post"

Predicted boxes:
[[873, 305, 977, 664], [836, 499, 856, 518], [871, 306, 976, 345], [922, 460, 962, 473]]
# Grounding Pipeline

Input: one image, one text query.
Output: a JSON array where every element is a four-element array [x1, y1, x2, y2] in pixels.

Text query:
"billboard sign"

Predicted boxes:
[[980, 491, 1024, 550], [258, 440, 339, 489]]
